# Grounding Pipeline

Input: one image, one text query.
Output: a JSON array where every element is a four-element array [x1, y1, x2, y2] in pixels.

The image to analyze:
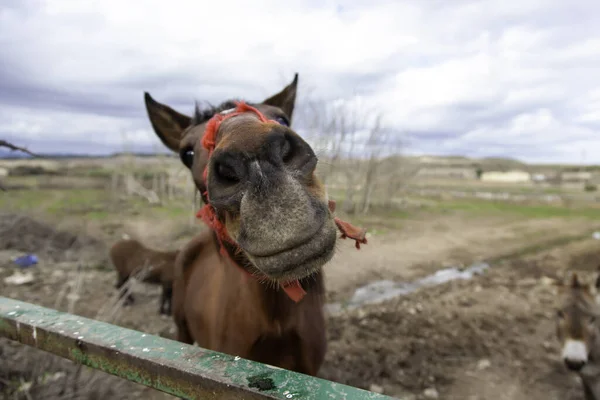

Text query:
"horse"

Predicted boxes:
[[555, 270, 600, 399], [109, 237, 179, 315], [143, 73, 367, 376]]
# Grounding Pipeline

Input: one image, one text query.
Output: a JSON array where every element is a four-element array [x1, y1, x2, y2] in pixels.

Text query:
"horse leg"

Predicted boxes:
[[159, 286, 173, 316], [115, 276, 135, 306], [175, 317, 194, 344], [164, 286, 173, 315], [159, 288, 166, 315], [166, 296, 172, 316]]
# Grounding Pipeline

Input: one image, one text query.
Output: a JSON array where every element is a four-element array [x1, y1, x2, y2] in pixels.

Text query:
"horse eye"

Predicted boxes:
[[180, 148, 194, 169], [275, 116, 289, 126]]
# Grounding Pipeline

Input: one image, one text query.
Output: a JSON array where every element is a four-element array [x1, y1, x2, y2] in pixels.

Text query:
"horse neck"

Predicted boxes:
[[570, 290, 598, 314], [211, 231, 326, 322], [151, 249, 178, 263], [257, 270, 325, 323], [164, 249, 180, 260], [567, 291, 600, 361], [588, 301, 600, 360]]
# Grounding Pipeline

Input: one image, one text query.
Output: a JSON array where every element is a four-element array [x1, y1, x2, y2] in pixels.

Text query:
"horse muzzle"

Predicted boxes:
[[564, 358, 586, 371]]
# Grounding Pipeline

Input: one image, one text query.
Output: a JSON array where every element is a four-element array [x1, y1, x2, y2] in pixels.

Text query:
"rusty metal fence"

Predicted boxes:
[[0, 296, 398, 399]]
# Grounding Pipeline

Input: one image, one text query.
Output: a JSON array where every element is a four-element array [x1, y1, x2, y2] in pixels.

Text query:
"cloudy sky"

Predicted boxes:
[[1, 0, 599, 164]]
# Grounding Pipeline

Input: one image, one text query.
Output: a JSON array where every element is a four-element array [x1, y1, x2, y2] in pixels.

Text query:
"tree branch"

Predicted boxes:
[[0, 140, 40, 157], [0, 140, 40, 190]]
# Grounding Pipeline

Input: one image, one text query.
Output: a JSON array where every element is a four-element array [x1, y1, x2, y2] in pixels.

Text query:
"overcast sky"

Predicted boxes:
[[1, 0, 599, 164]]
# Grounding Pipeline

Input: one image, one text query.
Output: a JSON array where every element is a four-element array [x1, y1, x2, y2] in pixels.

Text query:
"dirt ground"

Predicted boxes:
[[1, 211, 600, 400], [325, 214, 599, 300]]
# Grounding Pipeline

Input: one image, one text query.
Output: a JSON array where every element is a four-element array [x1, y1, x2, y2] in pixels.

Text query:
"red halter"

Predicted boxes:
[[196, 101, 367, 303]]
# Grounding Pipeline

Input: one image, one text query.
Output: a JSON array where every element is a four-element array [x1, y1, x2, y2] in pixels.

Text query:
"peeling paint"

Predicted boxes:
[[0, 296, 399, 400]]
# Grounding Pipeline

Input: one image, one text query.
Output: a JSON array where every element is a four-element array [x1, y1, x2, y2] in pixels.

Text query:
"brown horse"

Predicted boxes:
[[555, 271, 600, 399], [143, 73, 367, 376], [110, 238, 179, 315]]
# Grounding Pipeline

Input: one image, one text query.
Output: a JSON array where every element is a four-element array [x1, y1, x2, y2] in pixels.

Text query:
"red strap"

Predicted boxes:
[[282, 280, 307, 302]]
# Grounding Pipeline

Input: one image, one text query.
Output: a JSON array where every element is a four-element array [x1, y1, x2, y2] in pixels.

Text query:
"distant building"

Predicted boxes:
[[531, 173, 547, 182], [561, 171, 592, 182], [480, 170, 531, 183], [415, 166, 477, 180]]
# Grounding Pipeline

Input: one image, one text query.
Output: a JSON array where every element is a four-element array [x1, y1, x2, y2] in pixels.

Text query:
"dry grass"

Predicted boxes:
[[1, 239, 172, 400]]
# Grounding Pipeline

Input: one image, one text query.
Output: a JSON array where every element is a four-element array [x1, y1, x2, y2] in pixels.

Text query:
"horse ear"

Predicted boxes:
[[144, 92, 191, 153], [262, 73, 299, 123]]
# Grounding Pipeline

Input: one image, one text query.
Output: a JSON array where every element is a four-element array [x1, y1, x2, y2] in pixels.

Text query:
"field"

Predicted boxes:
[[2, 155, 600, 400]]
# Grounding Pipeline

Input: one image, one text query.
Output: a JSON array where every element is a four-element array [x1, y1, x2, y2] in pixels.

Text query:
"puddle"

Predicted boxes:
[[326, 261, 490, 315]]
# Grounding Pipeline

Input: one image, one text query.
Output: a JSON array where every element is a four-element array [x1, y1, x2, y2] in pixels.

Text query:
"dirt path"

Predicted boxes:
[[325, 214, 599, 301]]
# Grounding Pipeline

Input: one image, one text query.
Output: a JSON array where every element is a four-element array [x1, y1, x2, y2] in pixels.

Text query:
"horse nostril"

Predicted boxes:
[[281, 137, 293, 164], [564, 359, 586, 371], [214, 160, 242, 184]]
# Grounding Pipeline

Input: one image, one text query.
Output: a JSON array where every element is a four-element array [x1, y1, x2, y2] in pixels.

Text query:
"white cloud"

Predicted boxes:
[[0, 105, 155, 150], [1, 0, 600, 163]]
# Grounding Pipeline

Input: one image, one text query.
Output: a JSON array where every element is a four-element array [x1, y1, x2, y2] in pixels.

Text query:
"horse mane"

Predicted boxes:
[[191, 99, 244, 126]]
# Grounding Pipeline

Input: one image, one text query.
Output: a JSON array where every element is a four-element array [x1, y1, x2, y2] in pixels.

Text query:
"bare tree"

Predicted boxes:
[[382, 155, 421, 209], [294, 97, 339, 185], [311, 98, 369, 214], [336, 100, 364, 213], [358, 114, 384, 214], [0, 140, 40, 190], [295, 90, 416, 214]]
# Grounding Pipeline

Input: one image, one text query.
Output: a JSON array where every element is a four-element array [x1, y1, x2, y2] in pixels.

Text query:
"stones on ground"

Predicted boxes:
[[369, 384, 384, 394], [4, 271, 35, 285], [540, 276, 555, 286], [518, 278, 537, 286], [51, 269, 66, 279], [423, 387, 439, 399], [477, 358, 491, 370], [542, 341, 552, 350]]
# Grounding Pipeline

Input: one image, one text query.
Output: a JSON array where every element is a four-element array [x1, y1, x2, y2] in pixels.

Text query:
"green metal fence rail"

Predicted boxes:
[[0, 296, 398, 400]]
